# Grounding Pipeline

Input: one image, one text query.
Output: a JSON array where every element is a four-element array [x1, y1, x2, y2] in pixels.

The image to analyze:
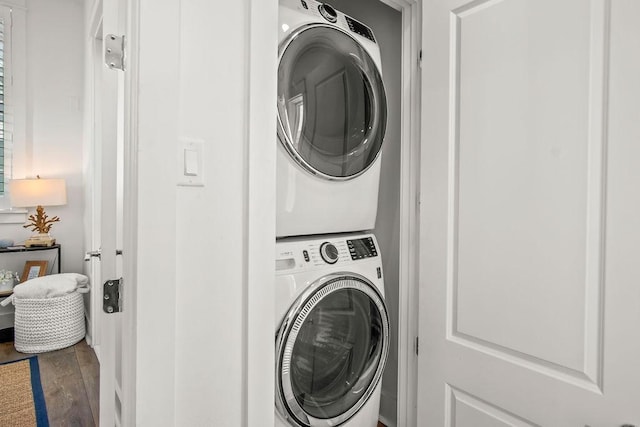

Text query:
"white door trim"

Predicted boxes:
[[379, 0, 421, 425], [88, 0, 104, 39], [120, 0, 140, 425], [373, 0, 422, 425], [86, 0, 103, 352], [244, 0, 278, 425], [372, 0, 422, 426], [390, 1, 421, 425]]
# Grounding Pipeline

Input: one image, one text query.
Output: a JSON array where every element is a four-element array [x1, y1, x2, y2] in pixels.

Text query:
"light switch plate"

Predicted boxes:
[[184, 148, 198, 176], [177, 138, 204, 186]]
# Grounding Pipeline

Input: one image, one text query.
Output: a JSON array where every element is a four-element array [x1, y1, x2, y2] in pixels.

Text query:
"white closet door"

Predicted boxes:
[[418, 0, 640, 425]]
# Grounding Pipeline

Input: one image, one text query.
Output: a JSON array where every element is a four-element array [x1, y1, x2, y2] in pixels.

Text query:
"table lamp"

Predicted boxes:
[[9, 177, 67, 247]]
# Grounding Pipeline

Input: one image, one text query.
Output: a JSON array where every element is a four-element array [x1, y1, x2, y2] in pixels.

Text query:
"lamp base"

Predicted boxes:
[[25, 234, 56, 247]]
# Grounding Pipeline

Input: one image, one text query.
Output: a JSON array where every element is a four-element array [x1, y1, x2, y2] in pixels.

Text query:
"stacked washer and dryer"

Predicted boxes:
[[275, 0, 390, 426]]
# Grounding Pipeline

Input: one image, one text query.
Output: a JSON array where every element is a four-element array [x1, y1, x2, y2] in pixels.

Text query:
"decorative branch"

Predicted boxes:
[[23, 206, 60, 234]]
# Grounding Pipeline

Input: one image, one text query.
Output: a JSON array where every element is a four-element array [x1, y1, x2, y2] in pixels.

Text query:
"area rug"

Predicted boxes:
[[0, 356, 49, 426]]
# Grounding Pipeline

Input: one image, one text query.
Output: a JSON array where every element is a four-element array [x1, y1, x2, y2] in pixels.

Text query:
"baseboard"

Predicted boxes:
[[92, 343, 102, 363], [85, 330, 94, 346]]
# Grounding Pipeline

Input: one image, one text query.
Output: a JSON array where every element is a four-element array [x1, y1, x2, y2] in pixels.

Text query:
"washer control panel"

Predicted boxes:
[[347, 236, 378, 260], [276, 233, 380, 272]]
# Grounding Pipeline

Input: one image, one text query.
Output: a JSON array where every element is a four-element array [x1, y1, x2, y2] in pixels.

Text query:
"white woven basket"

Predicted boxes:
[[14, 291, 86, 353]]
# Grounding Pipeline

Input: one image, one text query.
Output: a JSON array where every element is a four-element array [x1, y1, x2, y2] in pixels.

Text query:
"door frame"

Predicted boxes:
[[120, 0, 140, 425], [381, 1, 421, 425], [245, 0, 421, 425], [86, 0, 104, 351], [84, 0, 139, 425]]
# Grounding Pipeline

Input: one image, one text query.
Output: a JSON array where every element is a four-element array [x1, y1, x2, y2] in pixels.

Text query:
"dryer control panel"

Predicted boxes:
[[292, 0, 378, 44], [345, 16, 376, 43]]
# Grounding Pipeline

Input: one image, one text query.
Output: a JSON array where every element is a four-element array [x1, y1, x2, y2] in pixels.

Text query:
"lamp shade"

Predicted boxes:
[[9, 178, 67, 207]]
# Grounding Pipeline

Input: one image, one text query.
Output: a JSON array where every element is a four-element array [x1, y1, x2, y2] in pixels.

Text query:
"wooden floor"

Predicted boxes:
[[1, 337, 388, 426], [0, 338, 99, 427]]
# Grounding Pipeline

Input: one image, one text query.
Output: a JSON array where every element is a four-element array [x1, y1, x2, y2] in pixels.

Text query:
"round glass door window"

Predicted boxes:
[[277, 25, 387, 179], [276, 275, 389, 426]]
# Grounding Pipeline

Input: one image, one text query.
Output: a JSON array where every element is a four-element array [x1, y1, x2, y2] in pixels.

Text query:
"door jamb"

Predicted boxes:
[[86, 0, 104, 355], [382, 0, 421, 425], [245, 0, 278, 425], [86, 0, 140, 423], [121, 0, 140, 425]]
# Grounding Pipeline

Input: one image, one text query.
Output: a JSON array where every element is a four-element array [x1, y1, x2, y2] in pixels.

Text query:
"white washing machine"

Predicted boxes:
[[277, 0, 388, 238], [275, 233, 389, 426]]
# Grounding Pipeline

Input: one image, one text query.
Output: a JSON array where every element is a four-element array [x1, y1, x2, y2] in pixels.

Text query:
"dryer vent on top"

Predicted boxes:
[[276, 0, 387, 238]]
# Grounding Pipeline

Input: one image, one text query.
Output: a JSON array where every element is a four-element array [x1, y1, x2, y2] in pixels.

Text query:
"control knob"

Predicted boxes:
[[320, 242, 339, 264], [318, 3, 338, 23]]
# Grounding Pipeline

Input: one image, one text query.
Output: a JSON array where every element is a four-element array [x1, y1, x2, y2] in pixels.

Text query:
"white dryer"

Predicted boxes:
[[277, 0, 387, 238], [275, 233, 389, 427]]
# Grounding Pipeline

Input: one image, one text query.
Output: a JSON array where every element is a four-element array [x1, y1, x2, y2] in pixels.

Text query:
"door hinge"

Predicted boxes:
[[103, 278, 122, 314], [415, 336, 419, 356], [105, 34, 125, 71], [84, 249, 101, 261]]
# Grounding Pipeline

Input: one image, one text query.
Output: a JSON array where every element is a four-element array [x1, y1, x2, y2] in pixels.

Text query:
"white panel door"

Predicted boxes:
[[418, 0, 640, 425]]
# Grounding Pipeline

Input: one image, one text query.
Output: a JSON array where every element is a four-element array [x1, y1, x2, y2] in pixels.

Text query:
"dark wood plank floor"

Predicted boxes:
[[0, 338, 99, 427]]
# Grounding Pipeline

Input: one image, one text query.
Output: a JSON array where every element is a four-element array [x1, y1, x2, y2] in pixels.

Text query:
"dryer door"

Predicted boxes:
[[276, 273, 390, 427], [277, 24, 387, 180]]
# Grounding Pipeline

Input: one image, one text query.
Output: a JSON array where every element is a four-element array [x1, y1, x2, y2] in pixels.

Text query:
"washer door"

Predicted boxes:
[[276, 274, 390, 426], [277, 24, 387, 180]]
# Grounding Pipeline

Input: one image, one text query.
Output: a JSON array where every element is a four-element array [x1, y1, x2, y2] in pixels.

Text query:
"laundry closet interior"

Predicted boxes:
[[274, 0, 403, 425], [327, 1, 404, 424]]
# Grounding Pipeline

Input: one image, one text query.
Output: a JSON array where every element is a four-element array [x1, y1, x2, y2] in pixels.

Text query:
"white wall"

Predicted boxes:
[[133, 1, 178, 423], [133, 0, 277, 425], [0, 0, 85, 275], [174, 0, 248, 424]]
